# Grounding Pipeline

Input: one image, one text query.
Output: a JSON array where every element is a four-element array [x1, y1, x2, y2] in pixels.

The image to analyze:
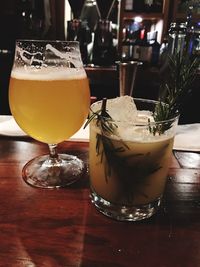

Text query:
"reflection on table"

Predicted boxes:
[[0, 136, 199, 266]]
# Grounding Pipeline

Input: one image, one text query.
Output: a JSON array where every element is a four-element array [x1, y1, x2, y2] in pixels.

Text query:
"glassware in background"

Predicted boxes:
[[80, 0, 101, 33], [151, 0, 163, 13], [67, 19, 82, 41], [121, 21, 161, 66], [92, 19, 117, 66], [9, 40, 90, 188], [178, 0, 200, 15], [184, 2, 200, 59], [149, 31, 161, 66], [124, 0, 134, 11], [121, 25, 133, 61], [167, 1, 200, 59], [68, 0, 85, 19], [192, 24, 200, 58], [15, 0, 51, 39], [168, 22, 187, 56], [144, 0, 154, 13], [79, 0, 118, 66], [139, 26, 153, 63], [67, 19, 92, 64], [88, 97, 179, 221], [96, 0, 116, 19], [117, 61, 142, 96]]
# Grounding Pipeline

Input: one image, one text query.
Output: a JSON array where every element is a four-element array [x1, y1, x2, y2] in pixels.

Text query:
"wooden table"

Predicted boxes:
[[0, 136, 200, 267]]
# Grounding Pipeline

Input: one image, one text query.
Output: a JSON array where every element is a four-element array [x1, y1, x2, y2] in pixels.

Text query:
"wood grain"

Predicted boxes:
[[0, 137, 199, 267]]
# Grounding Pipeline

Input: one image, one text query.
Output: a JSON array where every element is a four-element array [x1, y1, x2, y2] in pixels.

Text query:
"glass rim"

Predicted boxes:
[[15, 39, 80, 45], [90, 97, 180, 126]]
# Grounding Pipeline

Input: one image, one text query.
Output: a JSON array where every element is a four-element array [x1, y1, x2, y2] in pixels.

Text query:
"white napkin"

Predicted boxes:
[[0, 116, 27, 137], [173, 123, 200, 151], [70, 124, 89, 142]]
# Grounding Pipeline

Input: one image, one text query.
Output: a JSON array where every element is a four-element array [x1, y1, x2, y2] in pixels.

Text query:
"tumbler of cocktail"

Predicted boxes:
[[88, 96, 179, 221], [9, 40, 90, 188]]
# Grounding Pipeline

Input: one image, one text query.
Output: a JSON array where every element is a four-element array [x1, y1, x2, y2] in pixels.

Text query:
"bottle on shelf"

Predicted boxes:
[[121, 25, 132, 61], [67, 19, 91, 64], [132, 29, 141, 61], [124, 0, 134, 11], [92, 19, 116, 66], [138, 27, 152, 63], [15, 0, 46, 39], [80, 0, 101, 32], [152, 0, 163, 13], [168, 22, 187, 56], [149, 31, 161, 66], [144, 0, 154, 13], [125, 0, 164, 13], [184, 5, 200, 58], [192, 24, 200, 57], [159, 37, 168, 66]]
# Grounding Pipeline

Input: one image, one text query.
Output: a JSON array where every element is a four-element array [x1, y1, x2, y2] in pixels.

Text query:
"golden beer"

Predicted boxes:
[[9, 70, 90, 144]]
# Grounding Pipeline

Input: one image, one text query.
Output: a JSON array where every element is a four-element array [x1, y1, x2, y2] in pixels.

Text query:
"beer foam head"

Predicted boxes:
[[11, 66, 87, 80]]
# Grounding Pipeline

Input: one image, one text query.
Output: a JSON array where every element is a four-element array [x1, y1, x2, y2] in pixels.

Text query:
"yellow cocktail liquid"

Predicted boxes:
[[9, 75, 90, 144], [90, 122, 174, 206]]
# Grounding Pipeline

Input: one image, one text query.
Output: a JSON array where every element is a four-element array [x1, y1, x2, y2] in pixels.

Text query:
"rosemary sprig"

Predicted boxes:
[[84, 98, 117, 135], [157, 52, 199, 118], [85, 98, 125, 179], [152, 50, 200, 133]]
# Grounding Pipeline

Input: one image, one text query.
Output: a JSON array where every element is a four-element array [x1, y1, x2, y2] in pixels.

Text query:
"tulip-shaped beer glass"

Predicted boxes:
[[9, 40, 90, 188]]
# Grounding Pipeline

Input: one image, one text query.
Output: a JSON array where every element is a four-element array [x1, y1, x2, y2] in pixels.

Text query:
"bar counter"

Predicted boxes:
[[0, 136, 200, 266]]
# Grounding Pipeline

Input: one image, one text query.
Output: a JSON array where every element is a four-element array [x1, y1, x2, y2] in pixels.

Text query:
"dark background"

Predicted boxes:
[[0, 0, 199, 124]]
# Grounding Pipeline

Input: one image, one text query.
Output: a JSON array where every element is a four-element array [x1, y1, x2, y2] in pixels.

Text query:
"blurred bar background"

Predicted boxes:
[[0, 0, 199, 122]]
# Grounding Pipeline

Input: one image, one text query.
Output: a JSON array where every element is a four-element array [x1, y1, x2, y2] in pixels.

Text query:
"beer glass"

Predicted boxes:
[[9, 40, 90, 188]]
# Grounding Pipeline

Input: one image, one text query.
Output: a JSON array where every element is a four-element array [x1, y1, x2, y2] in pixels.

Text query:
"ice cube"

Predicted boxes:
[[92, 96, 137, 123]]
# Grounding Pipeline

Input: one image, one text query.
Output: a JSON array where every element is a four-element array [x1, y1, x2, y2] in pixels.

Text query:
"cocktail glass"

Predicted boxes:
[[89, 97, 179, 221], [9, 40, 90, 188]]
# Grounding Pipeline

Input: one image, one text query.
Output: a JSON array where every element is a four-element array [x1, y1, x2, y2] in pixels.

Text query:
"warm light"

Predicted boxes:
[[64, 0, 72, 39], [140, 29, 145, 39], [134, 16, 143, 23]]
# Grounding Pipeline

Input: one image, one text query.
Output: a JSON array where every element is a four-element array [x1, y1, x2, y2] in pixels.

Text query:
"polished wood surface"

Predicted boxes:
[[0, 136, 200, 267]]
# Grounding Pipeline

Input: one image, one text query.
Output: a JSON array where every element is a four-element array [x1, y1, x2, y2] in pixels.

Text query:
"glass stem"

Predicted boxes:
[[46, 144, 62, 168], [48, 144, 58, 159]]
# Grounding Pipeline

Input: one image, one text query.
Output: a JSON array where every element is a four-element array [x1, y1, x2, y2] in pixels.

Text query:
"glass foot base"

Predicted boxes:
[[22, 154, 86, 189], [90, 189, 162, 222]]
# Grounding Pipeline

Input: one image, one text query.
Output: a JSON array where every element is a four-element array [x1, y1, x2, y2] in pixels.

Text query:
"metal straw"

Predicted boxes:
[[117, 61, 142, 97]]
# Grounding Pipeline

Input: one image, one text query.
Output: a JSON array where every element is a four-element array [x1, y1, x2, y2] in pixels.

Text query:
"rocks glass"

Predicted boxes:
[[89, 97, 179, 221]]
